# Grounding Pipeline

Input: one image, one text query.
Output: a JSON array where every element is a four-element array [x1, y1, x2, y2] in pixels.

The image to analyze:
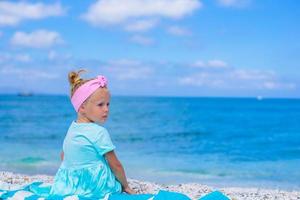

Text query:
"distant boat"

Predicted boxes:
[[256, 96, 263, 100], [18, 92, 33, 97]]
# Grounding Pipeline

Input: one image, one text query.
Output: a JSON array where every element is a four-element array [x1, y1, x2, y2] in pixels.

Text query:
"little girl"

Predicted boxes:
[[50, 70, 136, 199]]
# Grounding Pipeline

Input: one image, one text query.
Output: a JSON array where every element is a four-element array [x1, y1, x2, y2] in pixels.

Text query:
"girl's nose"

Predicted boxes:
[[104, 106, 109, 112]]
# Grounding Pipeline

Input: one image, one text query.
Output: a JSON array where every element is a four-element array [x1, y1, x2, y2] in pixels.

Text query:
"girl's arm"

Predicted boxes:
[[61, 151, 64, 161], [105, 151, 136, 194]]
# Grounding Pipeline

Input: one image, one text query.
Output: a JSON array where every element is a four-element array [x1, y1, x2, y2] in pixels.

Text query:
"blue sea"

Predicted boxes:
[[0, 95, 300, 190]]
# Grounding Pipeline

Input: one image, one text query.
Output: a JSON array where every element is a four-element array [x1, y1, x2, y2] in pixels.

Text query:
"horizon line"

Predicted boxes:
[[0, 92, 299, 100]]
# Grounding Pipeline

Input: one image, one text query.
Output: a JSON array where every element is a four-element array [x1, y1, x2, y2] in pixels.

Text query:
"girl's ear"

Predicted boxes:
[[78, 99, 89, 113], [78, 104, 85, 113]]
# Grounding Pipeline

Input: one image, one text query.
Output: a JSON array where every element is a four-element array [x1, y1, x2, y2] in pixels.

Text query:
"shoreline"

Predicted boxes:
[[1, 171, 299, 200]]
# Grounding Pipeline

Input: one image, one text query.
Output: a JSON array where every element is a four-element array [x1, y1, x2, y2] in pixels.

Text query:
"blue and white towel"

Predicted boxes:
[[0, 182, 230, 200]]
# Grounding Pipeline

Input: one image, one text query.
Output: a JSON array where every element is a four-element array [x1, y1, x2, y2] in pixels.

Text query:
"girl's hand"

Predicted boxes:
[[60, 151, 64, 161], [123, 186, 136, 194]]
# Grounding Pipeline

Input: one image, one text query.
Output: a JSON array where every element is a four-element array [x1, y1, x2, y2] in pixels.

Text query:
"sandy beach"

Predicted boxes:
[[0, 171, 299, 200]]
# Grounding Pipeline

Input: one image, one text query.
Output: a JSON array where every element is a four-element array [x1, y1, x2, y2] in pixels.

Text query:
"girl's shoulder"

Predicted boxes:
[[70, 121, 109, 141]]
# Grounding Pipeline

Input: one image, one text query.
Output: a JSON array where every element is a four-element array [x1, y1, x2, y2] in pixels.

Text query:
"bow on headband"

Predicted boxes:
[[71, 75, 108, 112]]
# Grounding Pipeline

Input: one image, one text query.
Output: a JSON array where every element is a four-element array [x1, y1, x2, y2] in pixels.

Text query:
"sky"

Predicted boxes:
[[0, 0, 299, 98]]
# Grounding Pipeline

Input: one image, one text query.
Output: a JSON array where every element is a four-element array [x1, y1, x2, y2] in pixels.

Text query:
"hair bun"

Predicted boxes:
[[68, 69, 85, 84], [68, 69, 86, 96]]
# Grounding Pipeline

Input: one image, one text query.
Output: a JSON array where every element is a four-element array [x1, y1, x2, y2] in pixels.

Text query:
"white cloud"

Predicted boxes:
[[208, 60, 228, 68], [11, 30, 64, 48], [15, 54, 31, 62], [108, 59, 142, 66], [192, 60, 206, 67], [105, 59, 153, 80], [0, 66, 58, 79], [82, 0, 201, 30], [262, 81, 296, 90], [192, 59, 229, 69], [0, 53, 31, 63], [48, 50, 71, 61], [167, 26, 191, 36], [125, 19, 158, 32], [179, 67, 295, 90], [179, 72, 225, 87], [0, 2, 65, 26], [230, 69, 275, 80], [130, 35, 154, 45], [116, 67, 153, 80], [217, 0, 251, 8], [48, 50, 58, 60], [0, 53, 10, 63]]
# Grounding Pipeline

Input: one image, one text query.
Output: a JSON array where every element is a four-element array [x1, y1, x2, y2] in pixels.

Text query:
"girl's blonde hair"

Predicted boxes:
[[68, 69, 92, 97]]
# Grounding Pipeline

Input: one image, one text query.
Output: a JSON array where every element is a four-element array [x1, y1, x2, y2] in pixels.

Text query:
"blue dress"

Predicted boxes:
[[50, 121, 122, 199]]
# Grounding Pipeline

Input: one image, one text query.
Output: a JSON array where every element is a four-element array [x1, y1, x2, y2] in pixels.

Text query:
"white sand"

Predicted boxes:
[[0, 171, 299, 200]]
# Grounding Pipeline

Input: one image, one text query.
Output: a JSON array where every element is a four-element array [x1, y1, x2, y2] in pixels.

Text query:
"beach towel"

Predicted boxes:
[[0, 181, 230, 200]]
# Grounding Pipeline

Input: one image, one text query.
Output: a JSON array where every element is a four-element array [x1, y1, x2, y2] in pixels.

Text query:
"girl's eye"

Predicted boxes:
[[98, 103, 109, 107]]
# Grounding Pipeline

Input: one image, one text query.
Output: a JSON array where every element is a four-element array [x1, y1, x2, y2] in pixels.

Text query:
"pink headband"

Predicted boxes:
[[71, 75, 108, 112]]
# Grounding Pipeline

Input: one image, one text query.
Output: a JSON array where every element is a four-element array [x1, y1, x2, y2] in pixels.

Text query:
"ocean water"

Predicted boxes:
[[0, 95, 300, 190]]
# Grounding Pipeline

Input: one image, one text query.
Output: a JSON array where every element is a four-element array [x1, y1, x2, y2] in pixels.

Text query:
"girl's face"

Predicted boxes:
[[79, 87, 110, 124]]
